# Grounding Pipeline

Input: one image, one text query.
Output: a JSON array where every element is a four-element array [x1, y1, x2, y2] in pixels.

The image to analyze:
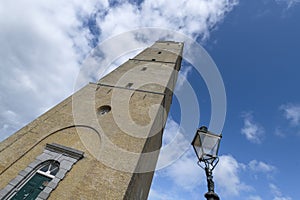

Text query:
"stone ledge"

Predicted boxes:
[[45, 143, 84, 160]]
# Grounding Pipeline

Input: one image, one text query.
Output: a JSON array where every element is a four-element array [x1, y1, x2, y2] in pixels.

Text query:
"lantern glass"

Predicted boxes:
[[192, 127, 221, 161]]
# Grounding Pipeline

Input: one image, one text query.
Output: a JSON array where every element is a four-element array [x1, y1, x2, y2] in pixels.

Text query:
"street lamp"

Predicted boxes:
[[191, 126, 222, 200]]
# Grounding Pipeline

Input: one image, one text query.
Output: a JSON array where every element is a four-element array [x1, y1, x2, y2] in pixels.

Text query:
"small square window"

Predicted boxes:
[[126, 83, 133, 88]]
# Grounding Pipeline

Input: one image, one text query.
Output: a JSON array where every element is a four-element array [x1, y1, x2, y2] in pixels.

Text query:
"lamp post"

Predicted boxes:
[[191, 126, 222, 200]]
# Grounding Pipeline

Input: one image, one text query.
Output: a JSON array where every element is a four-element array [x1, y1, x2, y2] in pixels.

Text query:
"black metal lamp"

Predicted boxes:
[[191, 126, 222, 200]]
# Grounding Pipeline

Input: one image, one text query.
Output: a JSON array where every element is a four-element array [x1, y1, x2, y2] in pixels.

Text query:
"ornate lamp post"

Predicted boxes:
[[191, 126, 222, 200]]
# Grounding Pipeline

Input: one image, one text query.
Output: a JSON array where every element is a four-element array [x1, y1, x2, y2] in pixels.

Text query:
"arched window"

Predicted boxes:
[[10, 161, 59, 200], [1, 143, 84, 200], [37, 161, 59, 179]]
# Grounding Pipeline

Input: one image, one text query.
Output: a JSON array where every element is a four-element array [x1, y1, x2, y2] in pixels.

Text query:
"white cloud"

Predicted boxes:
[[0, 0, 105, 140], [273, 197, 292, 200], [96, 0, 239, 41], [248, 160, 276, 173], [148, 188, 178, 200], [247, 196, 263, 200], [154, 119, 252, 198], [154, 145, 280, 199], [175, 66, 193, 91], [155, 118, 202, 190], [274, 127, 287, 138], [0, 110, 24, 141], [241, 112, 265, 144], [269, 183, 292, 200], [276, 0, 300, 9], [214, 155, 251, 196], [156, 118, 191, 170], [163, 152, 204, 191], [155, 120, 249, 196], [280, 104, 300, 126], [156, 153, 250, 198], [0, 0, 239, 141]]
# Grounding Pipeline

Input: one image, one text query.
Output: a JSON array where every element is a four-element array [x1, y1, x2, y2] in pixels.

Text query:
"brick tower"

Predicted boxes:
[[0, 41, 183, 199]]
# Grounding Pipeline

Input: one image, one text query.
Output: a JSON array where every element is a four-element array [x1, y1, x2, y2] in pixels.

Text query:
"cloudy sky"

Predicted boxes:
[[1, 0, 300, 199]]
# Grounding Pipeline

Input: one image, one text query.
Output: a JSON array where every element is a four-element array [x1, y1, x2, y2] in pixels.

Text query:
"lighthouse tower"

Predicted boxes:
[[0, 41, 183, 200]]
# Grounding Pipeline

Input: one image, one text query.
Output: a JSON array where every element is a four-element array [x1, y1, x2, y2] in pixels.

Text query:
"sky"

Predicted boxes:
[[1, 0, 300, 200]]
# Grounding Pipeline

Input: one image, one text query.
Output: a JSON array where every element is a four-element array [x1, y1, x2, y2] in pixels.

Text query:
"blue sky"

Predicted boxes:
[[149, 1, 300, 200], [1, 0, 300, 200]]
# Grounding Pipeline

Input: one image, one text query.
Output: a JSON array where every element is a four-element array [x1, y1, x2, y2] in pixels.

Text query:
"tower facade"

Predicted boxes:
[[0, 41, 183, 199]]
